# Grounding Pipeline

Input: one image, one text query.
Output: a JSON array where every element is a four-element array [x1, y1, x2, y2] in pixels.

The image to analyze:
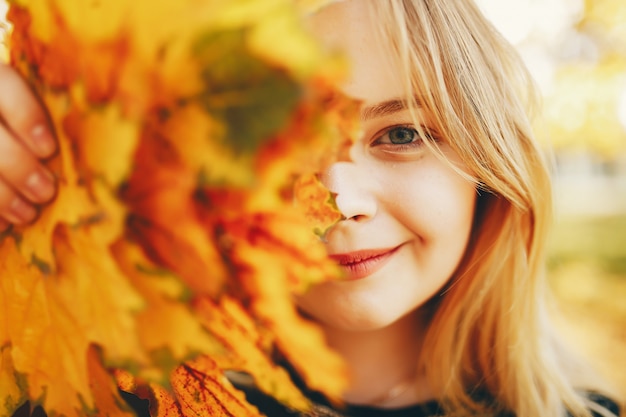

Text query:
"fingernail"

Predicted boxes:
[[9, 198, 37, 224], [31, 124, 56, 156], [26, 170, 56, 201]]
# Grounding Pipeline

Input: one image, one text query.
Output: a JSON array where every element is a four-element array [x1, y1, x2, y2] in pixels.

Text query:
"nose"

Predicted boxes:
[[322, 161, 377, 222]]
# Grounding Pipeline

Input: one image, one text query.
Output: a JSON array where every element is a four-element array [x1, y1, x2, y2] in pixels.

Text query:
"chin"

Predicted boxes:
[[325, 314, 400, 332], [295, 293, 409, 332]]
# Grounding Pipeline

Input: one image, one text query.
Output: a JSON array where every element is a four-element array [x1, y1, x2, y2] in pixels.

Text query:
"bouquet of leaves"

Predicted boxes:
[[0, 0, 360, 415]]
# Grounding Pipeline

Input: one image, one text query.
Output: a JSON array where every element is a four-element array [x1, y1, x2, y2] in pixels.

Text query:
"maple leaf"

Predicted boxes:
[[115, 357, 267, 417], [2, 0, 362, 416], [193, 296, 311, 411], [171, 355, 264, 417], [151, 103, 256, 188], [294, 174, 343, 239], [0, 233, 140, 417], [250, 81, 361, 212], [0, 347, 26, 417], [135, 384, 183, 417], [205, 210, 347, 402], [110, 239, 224, 385], [194, 28, 302, 154], [115, 369, 181, 417], [86, 347, 137, 417]]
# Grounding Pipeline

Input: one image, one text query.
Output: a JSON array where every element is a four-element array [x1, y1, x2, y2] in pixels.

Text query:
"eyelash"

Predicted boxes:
[[371, 125, 438, 151]]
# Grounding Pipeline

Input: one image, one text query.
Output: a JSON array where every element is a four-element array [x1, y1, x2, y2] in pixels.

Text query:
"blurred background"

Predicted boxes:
[[478, 0, 626, 402]]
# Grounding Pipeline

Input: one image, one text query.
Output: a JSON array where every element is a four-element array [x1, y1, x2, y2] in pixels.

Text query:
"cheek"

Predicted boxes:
[[378, 160, 477, 241]]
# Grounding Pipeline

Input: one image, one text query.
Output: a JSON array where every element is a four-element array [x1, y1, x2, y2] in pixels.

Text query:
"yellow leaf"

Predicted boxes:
[[195, 296, 311, 411], [70, 104, 140, 187], [0, 346, 26, 417], [234, 243, 347, 403], [170, 355, 264, 417], [294, 173, 343, 238], [111, 239, 224, 383], [5, 0, 357, 414], [0, 227, 146, 416], [87, 346, 136, 417]]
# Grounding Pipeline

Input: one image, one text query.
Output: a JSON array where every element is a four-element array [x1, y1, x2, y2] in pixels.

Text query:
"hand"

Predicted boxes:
[[0, 63, 57, 232]]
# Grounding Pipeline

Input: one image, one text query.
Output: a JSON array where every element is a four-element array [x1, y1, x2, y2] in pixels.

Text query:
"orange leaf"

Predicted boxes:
[[110, 240, 224, 384], [294, 174, 343, 239], [114, 370, 184, 417], [87, 346, 136, 417], [232, 242, 348, 404], [0, 346, 26, 417], [145, 384, 184, 417], [171, 356, 263, 417], [214, 212, 348, 403], [194, 296, 311, 411], [122, 128, 228, 297], [0, 225, 145, 417], [5, 0, 358, 415], [0, 237, 93, 417]]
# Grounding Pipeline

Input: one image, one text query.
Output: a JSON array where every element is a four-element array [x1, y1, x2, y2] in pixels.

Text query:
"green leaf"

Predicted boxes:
[[193, 28, 301, 153]]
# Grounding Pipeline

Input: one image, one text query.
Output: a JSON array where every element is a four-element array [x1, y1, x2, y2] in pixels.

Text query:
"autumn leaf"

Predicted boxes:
[[115, 369, 185, 417], [1, 236, 95, 417], [153, 103, 256, 188], [294, 173, 343, 238], [246, 82, 361, 218], [194, 28, 302, 154], [0, 347, 25, 417], [65, 104, 140, 188], [14, 97, 110, 272], [194, 296, 311, 411], [2, 0, 359, 415], [49, 225, 145, 366], [0, 222, 148, 417], [86, 346, 137, 417], [205, 211, 347, 402], [116, 357, 267, 417], [137, 384, 183, 417], [110, 239, 224, 385], [171, 356, 264, 417]]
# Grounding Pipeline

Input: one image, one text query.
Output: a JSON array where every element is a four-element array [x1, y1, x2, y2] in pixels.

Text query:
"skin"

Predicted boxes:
[[296, 1, 478, 407], [0, 63, 57, 231], [0, 0, 476, 409]]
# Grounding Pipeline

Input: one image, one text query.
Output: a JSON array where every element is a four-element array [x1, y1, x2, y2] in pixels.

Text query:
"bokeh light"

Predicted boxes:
[[478, 0, 626, 401]]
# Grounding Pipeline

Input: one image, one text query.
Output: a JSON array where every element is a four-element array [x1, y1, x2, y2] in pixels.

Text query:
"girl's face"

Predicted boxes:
[[296, 1, 477, 331]]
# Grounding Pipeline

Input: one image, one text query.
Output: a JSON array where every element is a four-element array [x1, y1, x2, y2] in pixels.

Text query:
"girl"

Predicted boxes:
[[0, 0, 620, 416]]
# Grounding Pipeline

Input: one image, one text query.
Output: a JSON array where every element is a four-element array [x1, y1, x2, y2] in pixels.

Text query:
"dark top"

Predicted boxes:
[[230, 384, 620, 417], [233, 382, 444, 417], [11, 384, 621, 417]]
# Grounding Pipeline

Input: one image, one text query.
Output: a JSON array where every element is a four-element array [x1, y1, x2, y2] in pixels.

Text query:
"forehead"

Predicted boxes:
[[306, 0, 406, 105]]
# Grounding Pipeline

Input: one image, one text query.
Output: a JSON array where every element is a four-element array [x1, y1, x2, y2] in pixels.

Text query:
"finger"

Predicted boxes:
[[0, 63, 57, 158], [0, 179, 38, 225], [0, 123, 56, 204]]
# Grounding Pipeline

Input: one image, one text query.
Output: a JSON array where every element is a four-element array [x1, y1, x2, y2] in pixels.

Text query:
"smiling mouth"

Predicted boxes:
[[329, 245, 402, 280]]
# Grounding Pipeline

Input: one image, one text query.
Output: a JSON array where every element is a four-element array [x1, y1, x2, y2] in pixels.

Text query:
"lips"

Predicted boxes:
[[329, 245, 402, 280]]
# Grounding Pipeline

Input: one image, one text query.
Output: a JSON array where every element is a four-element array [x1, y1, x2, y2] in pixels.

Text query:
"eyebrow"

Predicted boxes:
[[361, 97, 423, 121]]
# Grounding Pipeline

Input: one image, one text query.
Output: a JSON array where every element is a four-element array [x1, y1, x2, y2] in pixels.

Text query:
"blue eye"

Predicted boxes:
[[388, 127, 417, 144], [370, 125, 439, 159], [371, 125, 438, 152]]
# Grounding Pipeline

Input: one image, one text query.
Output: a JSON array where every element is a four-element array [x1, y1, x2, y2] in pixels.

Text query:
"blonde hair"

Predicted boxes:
[[365, 1, 616, 416]]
